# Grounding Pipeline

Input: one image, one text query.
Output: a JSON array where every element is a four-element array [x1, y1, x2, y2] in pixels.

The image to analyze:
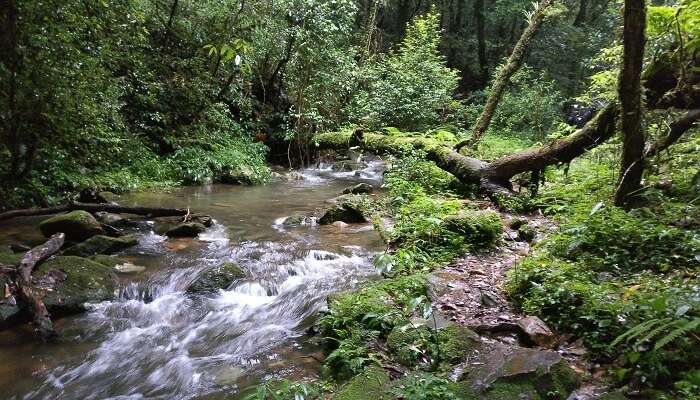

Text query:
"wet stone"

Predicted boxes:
[[342, 182, 373, 195], [166, 222, 206, 238], [517, 316, 556, 348]]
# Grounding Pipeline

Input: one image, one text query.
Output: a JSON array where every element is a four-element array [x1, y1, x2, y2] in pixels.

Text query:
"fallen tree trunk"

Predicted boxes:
[[313, 103, 619, 194], [16, 233, 64, 339], [0, 202, 189, 222]]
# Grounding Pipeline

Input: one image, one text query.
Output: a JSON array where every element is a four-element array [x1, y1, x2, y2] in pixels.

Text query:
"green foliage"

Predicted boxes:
[[388, 372, 458, 400], [242, 380, 324, 400], [350, 11, 460, 130], [464, 65, 564, 141], [317, 275, 427, 380]]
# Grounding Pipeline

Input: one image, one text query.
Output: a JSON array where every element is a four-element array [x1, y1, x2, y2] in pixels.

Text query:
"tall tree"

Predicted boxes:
[[474, 0, 488, 83], [456, 0, 555, 151], [614, 0, 646, 207]]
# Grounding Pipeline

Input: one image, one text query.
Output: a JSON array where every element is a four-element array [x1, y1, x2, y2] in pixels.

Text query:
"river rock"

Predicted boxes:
[[0, 275, 22, 326], [94, 212, 126, 226], [331, 160, 366, 172], [282, 214, 315, 227], [517, 316, 556, 348], [454, 344, 579, 400], [39, 210, 104, 242], [187, 262, 246, 293], [113, 262, 146, 274], [166, 222, 206, 238], [342, 183, 373, 195], [217, 166, 255, 185], [35, 256, 118, 314], [318, 195, 369, 225], [63, 235, 138, 257]]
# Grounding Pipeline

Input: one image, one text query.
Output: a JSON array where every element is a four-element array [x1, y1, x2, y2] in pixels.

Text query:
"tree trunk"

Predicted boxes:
[[614, 0, 646, 207], [1, 0, 20, 178], [0, 202, 190, 222], [313, 103, 618, 195], [573, 0, 589, 27], [16, 233, 64, 339], [474, 0, 488, 83], [457, 0, 555, 151]]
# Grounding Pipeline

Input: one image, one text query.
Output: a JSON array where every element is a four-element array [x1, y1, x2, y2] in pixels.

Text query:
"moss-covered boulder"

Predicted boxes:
[[443, 210, 503, 246], [342, 183, 373, 195], [333, 366, 390, 400], [39, 210, 104, 242], [63, 235, 138, 257], [456, 345, 579, 400], [35, 256, 118, 314], [166, 222, 206, 238], [319, 195, 372, 225], [187, 262, 246, 293]]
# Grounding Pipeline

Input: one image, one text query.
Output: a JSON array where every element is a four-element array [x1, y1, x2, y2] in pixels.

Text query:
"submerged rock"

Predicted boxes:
[[39, 210, 104, 242], [342, 183, 373, 195], [113, 262, 146, 274], [187, 262, 246, 293], [166, 222, 206, 238], [35, 256, 118, 314], [63, 235, 138, 257], [90, 255, 146, 274]]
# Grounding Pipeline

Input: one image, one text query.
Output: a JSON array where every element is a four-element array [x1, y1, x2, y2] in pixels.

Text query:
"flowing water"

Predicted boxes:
[[0, 162, 386, 400]]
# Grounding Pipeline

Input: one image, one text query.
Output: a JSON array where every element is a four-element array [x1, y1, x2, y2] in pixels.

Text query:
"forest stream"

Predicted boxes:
[[0, 162, 386, 400]]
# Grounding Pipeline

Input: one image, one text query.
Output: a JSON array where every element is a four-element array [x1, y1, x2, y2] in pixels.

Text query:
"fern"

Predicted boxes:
[[613, 317, 700, 352]]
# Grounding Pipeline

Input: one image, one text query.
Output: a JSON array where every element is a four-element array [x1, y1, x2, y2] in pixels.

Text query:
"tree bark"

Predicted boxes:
[[16, 233, 64, 339], [474, 0, 488, 83], [614, 0, 646, 207], [457, 0, 555, 151], [0, 202, 189, 222], [573, 0, 589, 27]]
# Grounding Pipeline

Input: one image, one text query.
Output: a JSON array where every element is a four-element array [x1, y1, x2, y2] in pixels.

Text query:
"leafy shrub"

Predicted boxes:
[[388, 372, 458, 400], [549, 206, 699, 274], [350, 11, 460, 130]]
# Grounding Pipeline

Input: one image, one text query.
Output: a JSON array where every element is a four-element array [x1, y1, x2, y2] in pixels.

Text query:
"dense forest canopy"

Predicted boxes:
[[0, 0, 699, 398]]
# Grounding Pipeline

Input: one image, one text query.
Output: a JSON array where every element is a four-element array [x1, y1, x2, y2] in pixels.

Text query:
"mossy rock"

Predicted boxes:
[[35, 256, 117, 314], [93, 212, 126, 226], [90, 255, 145, 274], [39, 210, 104, 242], [319, 195, 372, 225], [443, 210, 503, 246], [342, 183, 373, 195], [166, 222, 206, 238], [460, 345, 579, 400], [216, 165, 256, 185], [333, 366, 390, 400], [63, 235, 138, 257], [187, 262, 246, 293]]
